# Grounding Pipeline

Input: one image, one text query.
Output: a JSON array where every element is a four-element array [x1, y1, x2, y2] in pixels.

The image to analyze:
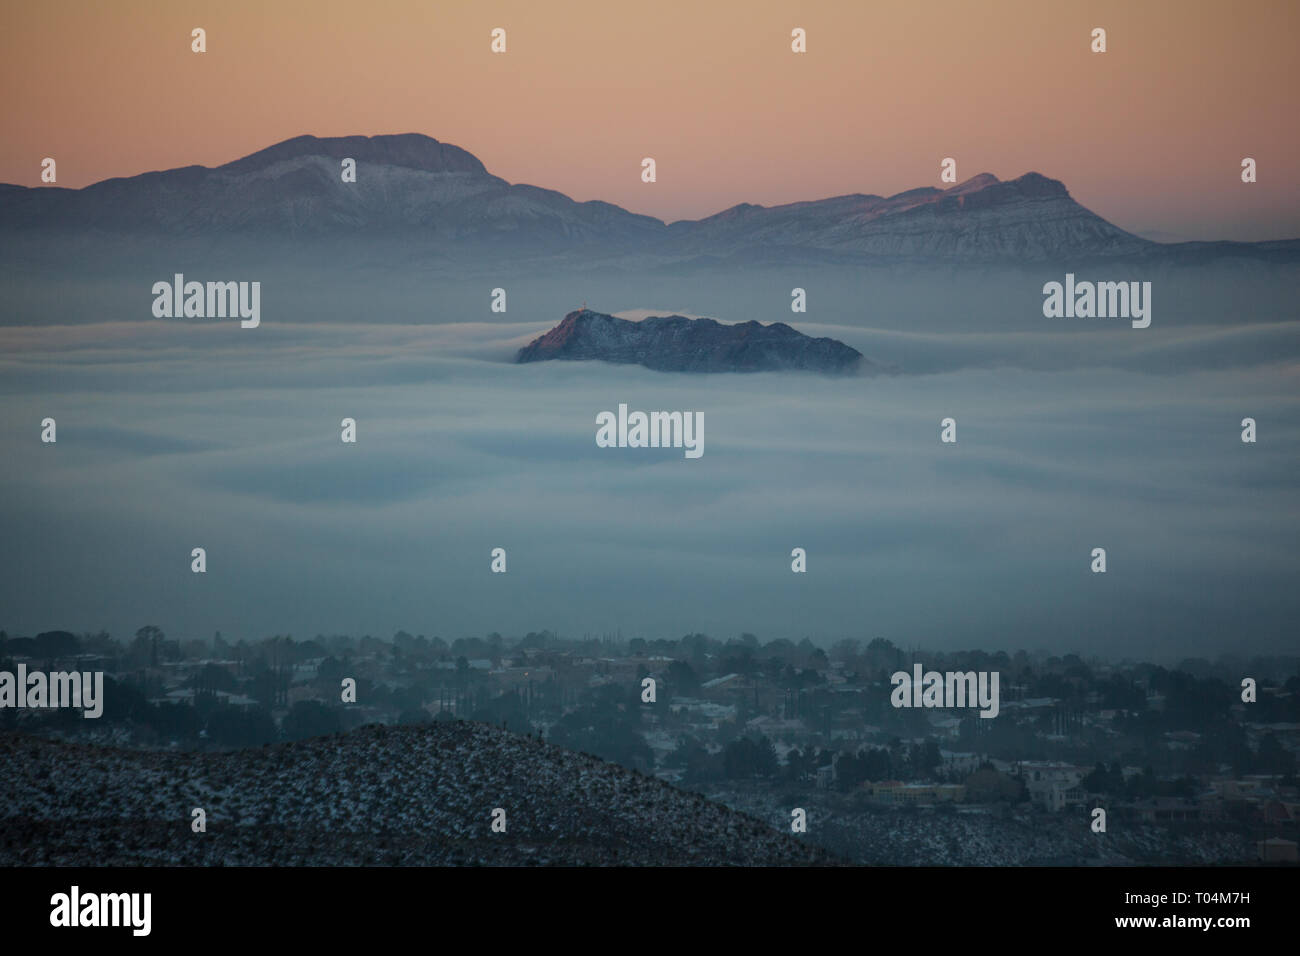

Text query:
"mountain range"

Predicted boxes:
[[4, 133, 1295, 265]]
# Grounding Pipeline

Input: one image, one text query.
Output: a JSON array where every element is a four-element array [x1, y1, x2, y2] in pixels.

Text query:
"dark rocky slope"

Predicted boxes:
[[0, 724, 833, 866], [516, 309, 869, 373]]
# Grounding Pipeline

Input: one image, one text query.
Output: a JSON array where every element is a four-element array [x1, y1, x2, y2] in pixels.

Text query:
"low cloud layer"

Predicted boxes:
[[1, 288, 1297, 659]]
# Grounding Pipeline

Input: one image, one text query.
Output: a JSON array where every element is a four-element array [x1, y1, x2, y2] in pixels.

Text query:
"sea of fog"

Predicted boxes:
[[0, 263, 1296, 659]]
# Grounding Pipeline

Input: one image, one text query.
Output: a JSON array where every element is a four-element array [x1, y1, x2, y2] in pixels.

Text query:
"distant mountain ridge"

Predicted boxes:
[[0, 133, 663, 242], [670, 170, 1148, 261], [2, 133, 1296, 264], [516, 309, 871, 373], [219, 133, 490, 175]]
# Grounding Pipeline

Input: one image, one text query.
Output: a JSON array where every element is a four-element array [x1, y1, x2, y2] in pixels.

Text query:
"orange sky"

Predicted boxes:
[[2, 0, 1297, 239]]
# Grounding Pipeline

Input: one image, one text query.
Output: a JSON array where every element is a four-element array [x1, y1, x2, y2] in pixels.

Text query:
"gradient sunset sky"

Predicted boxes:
[[2, 0, 1296, 240]]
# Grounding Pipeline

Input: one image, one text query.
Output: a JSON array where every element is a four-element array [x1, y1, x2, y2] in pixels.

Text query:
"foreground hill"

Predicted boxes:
[[516, 308, 871, 373], [0, 723, 832, 866], [713, 786, 1255, 866]]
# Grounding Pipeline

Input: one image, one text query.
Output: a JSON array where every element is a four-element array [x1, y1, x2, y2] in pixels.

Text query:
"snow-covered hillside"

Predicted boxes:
[[0, 723, 832, 866]]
